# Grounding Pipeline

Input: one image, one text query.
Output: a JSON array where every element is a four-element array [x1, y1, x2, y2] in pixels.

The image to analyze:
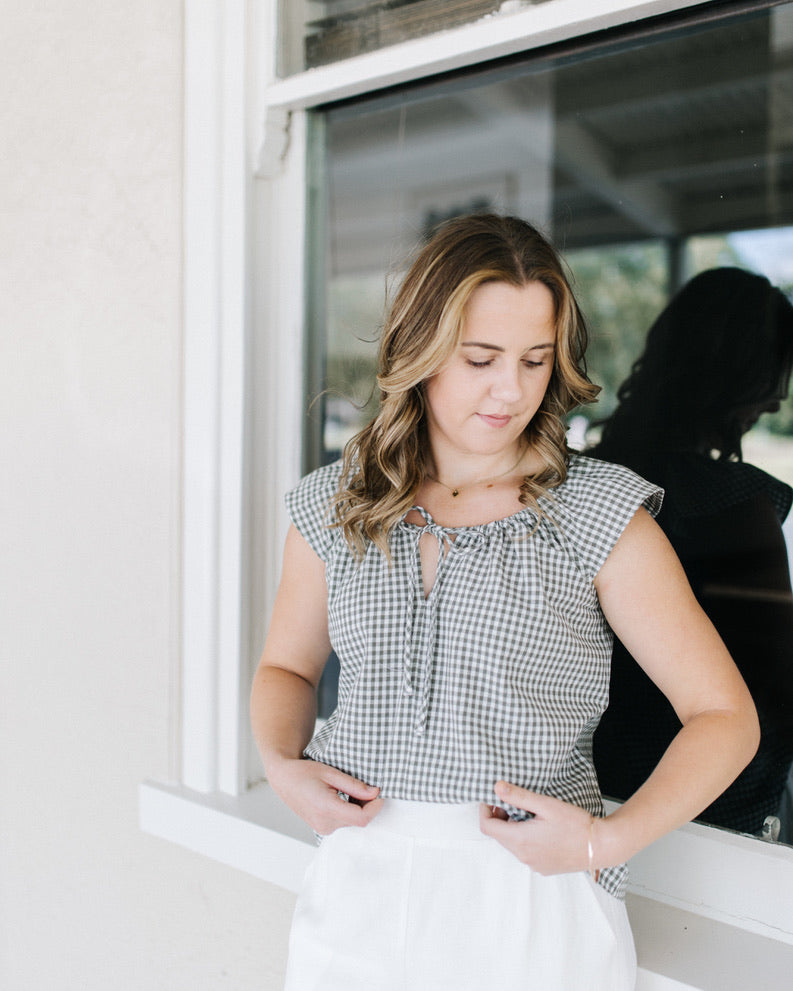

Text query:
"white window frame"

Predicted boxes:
[[139, 1, 793, 986]]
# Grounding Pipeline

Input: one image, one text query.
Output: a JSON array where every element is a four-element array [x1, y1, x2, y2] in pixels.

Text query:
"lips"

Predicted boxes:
[[477, 413, 512, 428]]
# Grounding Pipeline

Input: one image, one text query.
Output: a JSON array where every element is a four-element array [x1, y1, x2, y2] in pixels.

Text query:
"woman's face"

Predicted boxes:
[[424, 280, 557, 464]]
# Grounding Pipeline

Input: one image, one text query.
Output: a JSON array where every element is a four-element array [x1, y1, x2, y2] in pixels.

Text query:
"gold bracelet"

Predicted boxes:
[[588, 816, 600, 883]]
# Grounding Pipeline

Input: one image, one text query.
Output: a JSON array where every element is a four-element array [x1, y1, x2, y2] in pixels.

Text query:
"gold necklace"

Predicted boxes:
[[427, 445, 528, 498]]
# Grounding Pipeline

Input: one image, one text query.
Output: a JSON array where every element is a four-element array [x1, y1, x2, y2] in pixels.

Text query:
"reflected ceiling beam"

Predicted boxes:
[[616, 126, 786, 182], [555, 46, 793, 118], [682, 186, 793, 233], [329, 83, 556, 201], [555, 118, 679, 236], [452, 85, 554, 223], [329, 120, 511, 192], [454, 84, 553, 164], [446, 68, 683, 237]]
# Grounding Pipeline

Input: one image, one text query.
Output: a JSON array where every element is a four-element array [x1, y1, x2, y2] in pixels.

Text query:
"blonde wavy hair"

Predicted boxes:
[[332, 213, 599, 558]]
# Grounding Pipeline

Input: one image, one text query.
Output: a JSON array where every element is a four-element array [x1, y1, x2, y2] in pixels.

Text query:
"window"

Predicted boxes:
[[305, 0, 793, 847]]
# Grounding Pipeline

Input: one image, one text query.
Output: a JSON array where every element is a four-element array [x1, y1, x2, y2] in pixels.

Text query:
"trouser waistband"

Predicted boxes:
[[365, 799, 486, 841]]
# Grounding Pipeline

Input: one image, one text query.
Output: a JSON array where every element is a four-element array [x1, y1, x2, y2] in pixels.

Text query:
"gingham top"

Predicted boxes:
[[286, 453, 663, 898]]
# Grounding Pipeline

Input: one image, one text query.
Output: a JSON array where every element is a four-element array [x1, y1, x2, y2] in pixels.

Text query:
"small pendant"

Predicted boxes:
[[451, 488, 459, 497]]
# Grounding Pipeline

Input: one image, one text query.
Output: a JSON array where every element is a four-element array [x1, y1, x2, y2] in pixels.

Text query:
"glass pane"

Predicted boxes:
[[309, 2, 793, 844]]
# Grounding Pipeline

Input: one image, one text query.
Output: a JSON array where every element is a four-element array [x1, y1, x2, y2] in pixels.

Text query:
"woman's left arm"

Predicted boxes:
[[589, 506, 759, 866], [481, 507, 760, 874]]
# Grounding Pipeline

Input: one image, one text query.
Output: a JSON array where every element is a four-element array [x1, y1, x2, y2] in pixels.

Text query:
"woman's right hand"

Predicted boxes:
[[266, 756, 384, 835], [251, 526, 383, 834]]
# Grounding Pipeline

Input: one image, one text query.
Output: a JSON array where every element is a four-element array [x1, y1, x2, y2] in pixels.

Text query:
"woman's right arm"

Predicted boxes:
[[249, 524, 382, 834]]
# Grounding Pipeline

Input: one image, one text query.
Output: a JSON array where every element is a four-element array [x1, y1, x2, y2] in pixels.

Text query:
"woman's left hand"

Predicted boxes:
[[479, 781, 595, 875]]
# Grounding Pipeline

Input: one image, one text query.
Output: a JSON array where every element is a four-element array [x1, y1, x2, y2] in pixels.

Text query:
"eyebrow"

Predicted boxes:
[[461, 341, 556, 352]]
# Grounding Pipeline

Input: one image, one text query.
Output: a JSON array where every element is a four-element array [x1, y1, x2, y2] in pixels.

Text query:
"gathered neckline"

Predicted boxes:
[[400, 503, 538, 533], [396, 457, 586, 532]]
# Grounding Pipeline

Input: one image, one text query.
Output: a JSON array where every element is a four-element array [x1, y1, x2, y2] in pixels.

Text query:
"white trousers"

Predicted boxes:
[[284, 800, 636, 991]]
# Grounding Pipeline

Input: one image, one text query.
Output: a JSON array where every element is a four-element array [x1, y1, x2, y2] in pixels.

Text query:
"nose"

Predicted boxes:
[[490, 364, 522, 404]]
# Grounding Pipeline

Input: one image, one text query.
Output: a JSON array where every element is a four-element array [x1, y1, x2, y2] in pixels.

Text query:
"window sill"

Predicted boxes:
[[139, 784, 793, 990], [139, 780, 315, 893]]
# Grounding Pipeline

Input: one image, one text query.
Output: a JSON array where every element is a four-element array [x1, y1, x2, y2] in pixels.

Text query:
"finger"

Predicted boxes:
[[479, 805, 518, 842], [357, 796, 384, 824], [494, 781, 555, 816], [325, 767, 380, 803], [323, 794, 384, 832], [479, 803, 501, 833], [478, 802, 507, 825]]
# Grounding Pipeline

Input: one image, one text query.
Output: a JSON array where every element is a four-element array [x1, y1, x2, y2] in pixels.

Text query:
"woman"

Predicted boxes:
[[591, 267, 793, 837], [250, 215, 759, 990]]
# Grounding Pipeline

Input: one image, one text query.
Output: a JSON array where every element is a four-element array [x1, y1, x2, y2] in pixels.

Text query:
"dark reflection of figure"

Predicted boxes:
[[591, 267, 793, 836]]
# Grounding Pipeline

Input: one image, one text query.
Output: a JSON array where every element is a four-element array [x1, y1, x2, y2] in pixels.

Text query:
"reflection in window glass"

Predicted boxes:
[[309, 2, 793, 841], [565, 241, 669, 434], [314, 4, 793, 464], [278, 1, 547, 76], [687, 227, 793, 489]]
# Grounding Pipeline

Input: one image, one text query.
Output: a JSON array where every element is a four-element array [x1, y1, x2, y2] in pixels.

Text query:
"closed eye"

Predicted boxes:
[[467, 357, 548, 369]]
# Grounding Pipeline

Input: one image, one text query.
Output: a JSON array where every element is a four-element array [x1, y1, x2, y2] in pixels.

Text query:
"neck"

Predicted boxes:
[[428, 442, 528, 494]]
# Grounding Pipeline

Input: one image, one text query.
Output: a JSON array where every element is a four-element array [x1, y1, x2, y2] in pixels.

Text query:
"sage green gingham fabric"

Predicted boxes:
[[285, 453, 663, 898]]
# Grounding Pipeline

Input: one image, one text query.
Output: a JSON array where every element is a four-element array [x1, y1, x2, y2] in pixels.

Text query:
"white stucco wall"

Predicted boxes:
[[0, 4, 295, 988]]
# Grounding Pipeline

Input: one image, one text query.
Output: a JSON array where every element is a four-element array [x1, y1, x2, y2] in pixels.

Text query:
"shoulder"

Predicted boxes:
[[284, 461, 345, 562], [286, 460, 345, 511], [548, 453, 664, 580], [559, 453, 663, 517]]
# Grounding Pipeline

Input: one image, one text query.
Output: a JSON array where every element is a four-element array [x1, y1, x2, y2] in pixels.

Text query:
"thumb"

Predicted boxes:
[[329, 768, 380, 803]]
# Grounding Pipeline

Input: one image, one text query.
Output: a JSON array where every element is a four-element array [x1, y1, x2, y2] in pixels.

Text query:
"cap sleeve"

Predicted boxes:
[[284, 461, 344, 562], [557, 454, 664, 581]]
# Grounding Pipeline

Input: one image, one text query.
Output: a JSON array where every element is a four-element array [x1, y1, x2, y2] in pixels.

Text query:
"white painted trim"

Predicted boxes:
[[247, 103, 309, 664], [216, 0, 249, 796], [182, 0, 222, 792], [604, 802, 793, 944], [265, 0, 713, 111], [179, 0, 310, 797], [181, 0, 249, 794], [628, 893, 793, 989], [139, 780, 314, 893]]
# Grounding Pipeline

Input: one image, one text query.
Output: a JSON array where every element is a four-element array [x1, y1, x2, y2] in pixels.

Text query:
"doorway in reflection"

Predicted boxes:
[[305, 0, 793, 843]]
